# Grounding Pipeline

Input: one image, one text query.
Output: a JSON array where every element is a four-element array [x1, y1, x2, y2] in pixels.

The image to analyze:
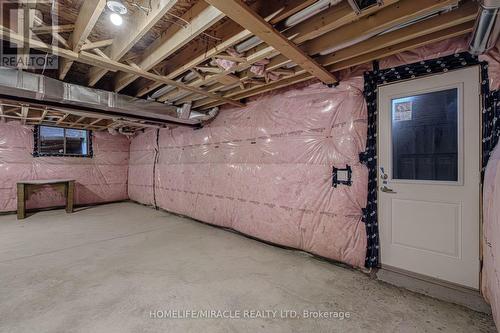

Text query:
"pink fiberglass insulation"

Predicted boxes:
[[482, 39, 500, 333], [480, 39, 500, 91], [380, 36, 500, 90], [128, 127, 157, 206], [483, 143, 500, 331], [0, 122, 129, 212], [333, 36, 472, 83], [129, 78, 369, 267], [379, 35, 469, 69]]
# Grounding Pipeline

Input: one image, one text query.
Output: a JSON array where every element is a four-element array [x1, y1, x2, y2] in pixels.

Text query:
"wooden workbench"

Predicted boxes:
[[17, 179, 75, 219]]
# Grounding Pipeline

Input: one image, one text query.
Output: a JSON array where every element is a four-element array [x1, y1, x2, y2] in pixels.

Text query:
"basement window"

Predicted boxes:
[[34, 125, 92, 158]]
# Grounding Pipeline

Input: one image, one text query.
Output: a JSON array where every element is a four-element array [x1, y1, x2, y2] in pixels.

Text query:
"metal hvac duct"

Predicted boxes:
[[0, 67, 205, 127], [469, 0, 500, 55]]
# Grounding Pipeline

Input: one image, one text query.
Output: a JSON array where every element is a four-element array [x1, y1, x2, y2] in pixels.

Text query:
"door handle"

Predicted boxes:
[[380, 185, 397, 194]]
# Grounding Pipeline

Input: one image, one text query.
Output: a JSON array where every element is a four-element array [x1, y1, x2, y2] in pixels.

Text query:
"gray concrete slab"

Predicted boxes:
[[0, 202, 496, 333]]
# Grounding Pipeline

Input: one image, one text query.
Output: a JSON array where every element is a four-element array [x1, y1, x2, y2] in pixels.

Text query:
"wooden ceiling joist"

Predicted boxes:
[[70, 116, 86, 127], [0, 99, 161, 131], [38, 109, 48, 124], [32, 16, 70, 49], [158, 0, 454, 103], [31, 24, 75, 34], [302, 0, 459, 56], [269, 0, 318, 24], [0, 27, 244, 107], [56, 114, 69, 125], [88, 118, 104, 127], [134, 23, 253, 97], [81, 52, 245, 107], [134, 0, 320, 98], [112, 1, 225, 92], [204, 0, 337, 84], [326, 23, 473, 72], [185, 0, 467, 108], [156, 0, 428, 102], [156, 44, 280, 102], [214, 54, 247, 62], [21, 105, 29, 125], [316, 1, 477, 66], [80, 39, 114, 51], [0, 0, 479, 117], [150, 0, 400, 102], [58, 0, 106, 80], [283, 0, 397, 44], [189, 0, 476, 104], [195, 21, 474, 110], [88, 0, 179, 87]]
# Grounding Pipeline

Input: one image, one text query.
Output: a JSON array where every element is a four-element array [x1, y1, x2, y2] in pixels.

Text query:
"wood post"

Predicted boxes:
[[66, 181, 74, 213], [17, 183, 26, 219]]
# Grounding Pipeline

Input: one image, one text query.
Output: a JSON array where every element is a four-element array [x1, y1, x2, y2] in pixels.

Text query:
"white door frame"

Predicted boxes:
[[376, 66, 481, 289]]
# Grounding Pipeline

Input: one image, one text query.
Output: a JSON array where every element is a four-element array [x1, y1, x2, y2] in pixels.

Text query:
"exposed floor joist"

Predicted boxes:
[[190, 0, 476, 107], [80, 39, 114, 51], [152, 0, 402, 102], [0, 0, 481, 120], [186, 0, 462, 108], [58, 0, 106, 80], [112, 1, 225, 92], [0, 27, 245, 107], [303, 0, 459, 56], [195, 21, 474, 110], [88, 0, 179, 86], [205, 0, 337, 84], [31, 24, 75, 34], [133, 0, 317, 98], [0, 99, 165, 131]]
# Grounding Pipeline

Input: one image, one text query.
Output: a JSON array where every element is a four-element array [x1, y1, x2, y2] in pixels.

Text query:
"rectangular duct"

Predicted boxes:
[[0, 67, 202, 127]]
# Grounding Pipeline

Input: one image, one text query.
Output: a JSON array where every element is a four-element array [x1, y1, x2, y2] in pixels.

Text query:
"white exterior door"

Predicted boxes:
[[378, 66, 480, 289]]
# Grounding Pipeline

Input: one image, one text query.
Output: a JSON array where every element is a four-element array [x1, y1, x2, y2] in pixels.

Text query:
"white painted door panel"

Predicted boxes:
[[378, 66, 480, 289]]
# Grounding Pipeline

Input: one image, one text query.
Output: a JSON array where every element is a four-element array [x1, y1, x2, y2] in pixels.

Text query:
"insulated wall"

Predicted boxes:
[[483, 143, 500, 330], [0, 122, 129, 212], [481, 40, 500, 332], [129, 78, 369, 267]]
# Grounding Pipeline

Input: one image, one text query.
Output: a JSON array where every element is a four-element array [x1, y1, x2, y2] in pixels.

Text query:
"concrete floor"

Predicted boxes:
[[0, 202, 496, 333]]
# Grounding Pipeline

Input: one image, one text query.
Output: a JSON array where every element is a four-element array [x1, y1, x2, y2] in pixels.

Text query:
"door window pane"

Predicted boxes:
[[391, 88, 458, 181]]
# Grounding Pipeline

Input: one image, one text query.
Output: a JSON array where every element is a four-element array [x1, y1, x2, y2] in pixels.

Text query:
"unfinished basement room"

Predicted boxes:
[[1, 0, 500, 332]]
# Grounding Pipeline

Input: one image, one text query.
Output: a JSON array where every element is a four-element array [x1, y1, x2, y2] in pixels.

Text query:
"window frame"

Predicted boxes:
[[33, 125, 93, 158], [385, 83, 464, 186]]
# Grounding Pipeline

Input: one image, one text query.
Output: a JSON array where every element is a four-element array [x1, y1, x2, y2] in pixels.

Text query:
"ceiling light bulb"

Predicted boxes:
[[107, 1, 128, 14], [110, 13, 123, 26]]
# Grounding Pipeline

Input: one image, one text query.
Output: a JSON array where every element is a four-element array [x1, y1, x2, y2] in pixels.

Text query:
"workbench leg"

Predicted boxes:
[[17, 183, 26, 220], [66, 181, 74, 213]]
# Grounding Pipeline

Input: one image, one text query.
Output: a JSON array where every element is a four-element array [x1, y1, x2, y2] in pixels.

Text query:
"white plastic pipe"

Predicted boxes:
[[469, 0, 500, 55]]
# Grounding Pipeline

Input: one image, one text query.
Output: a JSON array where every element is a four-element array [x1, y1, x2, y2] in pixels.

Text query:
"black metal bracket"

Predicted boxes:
[[332, 165, 353, 188]]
